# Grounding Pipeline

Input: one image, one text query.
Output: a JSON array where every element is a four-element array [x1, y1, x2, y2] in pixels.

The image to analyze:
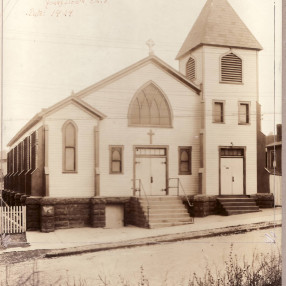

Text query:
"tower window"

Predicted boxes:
[[238, 102, 250, 124], [213, 101, 225, 123], [186, 57, 195, 81], [221, 53, 242, 83]]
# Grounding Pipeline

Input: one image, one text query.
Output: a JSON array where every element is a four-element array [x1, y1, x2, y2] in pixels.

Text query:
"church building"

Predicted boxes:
[[4, 0, 269, 231]]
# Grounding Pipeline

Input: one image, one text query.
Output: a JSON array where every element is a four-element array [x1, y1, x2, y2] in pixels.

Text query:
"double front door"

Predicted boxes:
[[220, 157, 244, 195], [135, 147, 167, 196]]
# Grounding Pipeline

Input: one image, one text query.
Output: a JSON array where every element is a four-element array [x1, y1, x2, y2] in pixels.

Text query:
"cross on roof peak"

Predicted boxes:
[[146, 39, 155, 56]]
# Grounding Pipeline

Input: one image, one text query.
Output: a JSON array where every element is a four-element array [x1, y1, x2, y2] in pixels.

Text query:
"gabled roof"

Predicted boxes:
[[176, 0, 263, 59], [77, 55, 201, 98], [8, 55, 201, 148], [8, 96, 106, 147]]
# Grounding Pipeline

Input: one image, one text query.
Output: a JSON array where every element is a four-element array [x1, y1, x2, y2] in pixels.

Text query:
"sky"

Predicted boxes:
[[1, 0, 283, 149]]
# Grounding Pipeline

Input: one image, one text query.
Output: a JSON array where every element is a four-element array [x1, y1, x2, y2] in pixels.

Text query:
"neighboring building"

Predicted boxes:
[[0, 151, 7, 190], [257, 104, 270, 194], [4, 0, 269, 231], [266, 124, 282, 206]]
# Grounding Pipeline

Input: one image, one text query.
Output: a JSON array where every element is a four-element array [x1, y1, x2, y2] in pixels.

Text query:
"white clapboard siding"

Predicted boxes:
[[202, 46, 258, 195], [0, 206, 26, 234], [269, 175, 282, 206], [46, 103, 99, 197], [83, 62, 201, 197]]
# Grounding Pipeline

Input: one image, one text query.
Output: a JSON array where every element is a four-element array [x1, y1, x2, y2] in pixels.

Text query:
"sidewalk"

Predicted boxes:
[[1, 208, 282, 257]]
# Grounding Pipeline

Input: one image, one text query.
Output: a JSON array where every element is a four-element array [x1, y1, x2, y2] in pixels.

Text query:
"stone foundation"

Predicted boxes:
[[2, 190, 131, 232], [181, 195, 218, 217], [191, 195, 218, 217], [2, 190, 275, 231], [90, 198, 106, 228], [250, 193, 274, 208], [26, 197, 42, 231]]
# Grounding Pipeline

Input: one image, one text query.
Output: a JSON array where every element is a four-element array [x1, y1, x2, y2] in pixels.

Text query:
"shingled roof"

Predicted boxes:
[[176, 0, 263, 59]]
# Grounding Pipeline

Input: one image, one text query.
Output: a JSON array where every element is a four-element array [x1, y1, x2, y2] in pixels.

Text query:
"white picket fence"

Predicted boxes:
[[0, 206, 26, 234]]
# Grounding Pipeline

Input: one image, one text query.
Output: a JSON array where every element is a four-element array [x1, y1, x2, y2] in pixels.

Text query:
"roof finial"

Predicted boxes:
[[146, 39, 155, 56]]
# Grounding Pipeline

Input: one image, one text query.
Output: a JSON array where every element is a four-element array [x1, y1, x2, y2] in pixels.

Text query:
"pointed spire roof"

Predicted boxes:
[[176, 0, 262, 59]]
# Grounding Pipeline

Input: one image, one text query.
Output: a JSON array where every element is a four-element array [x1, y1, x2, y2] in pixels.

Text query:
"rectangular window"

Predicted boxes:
[[178, 146, 192, 175], [238, 102, 250, 124], [213, 101, 224, 123], [110, 146, 124, 174]]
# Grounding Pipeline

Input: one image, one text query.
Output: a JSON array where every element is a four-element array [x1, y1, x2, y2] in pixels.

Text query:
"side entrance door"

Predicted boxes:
[[135, 147, 167, 196], [220, 158, 244, 195]]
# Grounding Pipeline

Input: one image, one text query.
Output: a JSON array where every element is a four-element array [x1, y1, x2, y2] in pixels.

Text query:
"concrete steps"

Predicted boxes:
[[139, 196, 193, 228], [217, 196, 259, 216]]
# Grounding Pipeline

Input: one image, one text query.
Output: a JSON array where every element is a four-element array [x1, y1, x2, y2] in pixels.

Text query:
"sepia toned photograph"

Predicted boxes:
[[0, 0, 283, 285]]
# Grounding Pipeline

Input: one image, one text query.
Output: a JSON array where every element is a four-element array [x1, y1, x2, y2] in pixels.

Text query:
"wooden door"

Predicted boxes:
[[221, 158, 243, 195], [136, 157, 166, 195]]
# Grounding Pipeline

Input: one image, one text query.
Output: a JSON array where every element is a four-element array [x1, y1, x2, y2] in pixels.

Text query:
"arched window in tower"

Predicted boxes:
[[128, 82, 172, 127], [186, 57, 195, 81], [62, 120, 77, 172], [221, 52, 242, 83]]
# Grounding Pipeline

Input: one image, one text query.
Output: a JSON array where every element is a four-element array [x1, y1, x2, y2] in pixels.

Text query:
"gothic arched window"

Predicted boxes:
[[128, 83, 172, 127], [221, 52, 242, 83], [62, 120, 77, 172], [186, 57, 195, 81]]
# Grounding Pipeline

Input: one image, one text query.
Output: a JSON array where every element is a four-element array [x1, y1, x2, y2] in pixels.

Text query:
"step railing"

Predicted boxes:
[[168, 178, 194, 221], [134, 179, 150, 226]]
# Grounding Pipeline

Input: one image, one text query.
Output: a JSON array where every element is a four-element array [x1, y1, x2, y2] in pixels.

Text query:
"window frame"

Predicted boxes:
[[220, 52, 243, 84], [109, 145, 124, 174], [62, 120, 78, 173], [178, 146, 192, 175], [238, 101, 251, 125], [212, 100, 225, 124]]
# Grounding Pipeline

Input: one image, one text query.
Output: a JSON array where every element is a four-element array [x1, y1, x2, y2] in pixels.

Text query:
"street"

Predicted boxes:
[[0, 227, 281, 285]]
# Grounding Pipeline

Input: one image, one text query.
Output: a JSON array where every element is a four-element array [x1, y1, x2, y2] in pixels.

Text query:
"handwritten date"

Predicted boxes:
[[51, 9, 73, 17], [26, 0, 107, 18]]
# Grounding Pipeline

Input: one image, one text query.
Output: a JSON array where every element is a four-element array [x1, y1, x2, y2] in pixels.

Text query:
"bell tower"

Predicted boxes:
[[176, 0, 262, 196]]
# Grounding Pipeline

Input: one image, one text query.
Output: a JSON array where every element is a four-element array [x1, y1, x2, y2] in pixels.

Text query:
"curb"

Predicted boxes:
[[45, 221, 282, 258]]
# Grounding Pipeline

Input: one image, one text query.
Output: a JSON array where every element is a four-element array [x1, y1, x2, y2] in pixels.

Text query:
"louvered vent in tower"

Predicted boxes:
[[221, 53, 242, 83], [186, 57, 195, 81]]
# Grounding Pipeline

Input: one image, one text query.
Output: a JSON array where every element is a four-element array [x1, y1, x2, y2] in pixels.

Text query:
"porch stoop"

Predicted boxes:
[[139, 196, 193, 228], [217, 196, 260, 215]]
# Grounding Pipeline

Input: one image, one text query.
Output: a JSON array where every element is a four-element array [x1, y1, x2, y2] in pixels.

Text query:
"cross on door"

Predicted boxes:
[[147, 129, 155, 144]]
